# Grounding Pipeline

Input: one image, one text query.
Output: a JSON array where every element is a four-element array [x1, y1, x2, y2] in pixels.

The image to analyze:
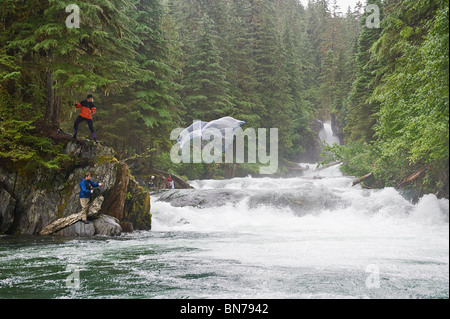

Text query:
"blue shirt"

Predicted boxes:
[[79, 178, 100, 198]]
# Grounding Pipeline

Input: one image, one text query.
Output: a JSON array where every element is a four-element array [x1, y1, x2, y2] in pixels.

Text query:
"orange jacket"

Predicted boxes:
[[75, 100, 96, 119]]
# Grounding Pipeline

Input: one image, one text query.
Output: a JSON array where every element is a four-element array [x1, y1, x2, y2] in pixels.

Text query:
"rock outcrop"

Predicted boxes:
[[297, 119, 324, 164], [0, 139, 151, 236], [0, 188, 15, 233]]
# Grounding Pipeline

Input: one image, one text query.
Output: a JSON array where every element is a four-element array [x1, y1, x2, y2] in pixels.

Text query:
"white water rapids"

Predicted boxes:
[[0, 122, 447, 299], [147, 122, 449, 298], [150, 169, 448, 298]]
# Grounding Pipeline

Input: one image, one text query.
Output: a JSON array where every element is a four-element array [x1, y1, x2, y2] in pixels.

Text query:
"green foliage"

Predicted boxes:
[[0, 102, 70, 171], [328, 0, 449, 196], [370, 0, 449, 185], [181, 11, 234, 121], [344, 0, 383, 143], [2, 0, 446, 197], [87, 0, 183, 159]]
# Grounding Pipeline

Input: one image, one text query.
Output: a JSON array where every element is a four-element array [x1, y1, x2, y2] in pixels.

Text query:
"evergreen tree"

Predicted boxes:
[[251, 0, 298, 156], [94, 0, 183, 158], [344, 0, 382, 143], [1, 0, 138, 169], [227, 0, 262, 127], [372, 0, 448, 175], [332, 0, 449, 196], [181, 12, 234, 122]]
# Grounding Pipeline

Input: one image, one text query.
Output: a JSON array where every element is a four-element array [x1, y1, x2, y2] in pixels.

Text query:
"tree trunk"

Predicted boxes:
[[45, 70, 54, 126], [397, 166, 429, 188], [39, 212, 82, 235], [316, 161, 342, 171], [39, 196, 104, 235], [352, 172, 374, 186], [53, 95, 61, 128]]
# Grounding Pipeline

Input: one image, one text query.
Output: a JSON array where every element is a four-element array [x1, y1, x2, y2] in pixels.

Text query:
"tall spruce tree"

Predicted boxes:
[[181, 12, 234, 122], [1, 0, 139, 168], [227, 0, 262, 127], [94, 0, 183, 157], [344, 0, 382, 143]]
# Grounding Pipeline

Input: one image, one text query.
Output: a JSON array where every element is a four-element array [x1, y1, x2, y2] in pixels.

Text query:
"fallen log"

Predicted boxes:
[[316, 161, 342, 171], [352, 172, 374, 187], [39, 196, 104, 235], [152, 169, 193, 189], [397, 166, 429, 188], [39, 213, 82, 235]]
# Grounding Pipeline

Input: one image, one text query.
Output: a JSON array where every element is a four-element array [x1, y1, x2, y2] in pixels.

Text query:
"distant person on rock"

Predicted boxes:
[[73, 94, 99, 143], [167, 176, 175, 189], [79, 172, 102, 224], [148, 176, 155, 190]]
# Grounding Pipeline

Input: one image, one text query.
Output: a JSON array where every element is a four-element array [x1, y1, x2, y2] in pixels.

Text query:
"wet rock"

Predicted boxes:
[[39, 196, 105, 235], [156, 184, 345, 217], [120, 221, 134, 233], [92, 214, 121, 236], [297, 119, 324, 164], [55, 221, 95, 237], [157, 189, 249, 208], [0, 189, 15, 234], [99, 161, 129, 221], [123, 176, 152, 230]]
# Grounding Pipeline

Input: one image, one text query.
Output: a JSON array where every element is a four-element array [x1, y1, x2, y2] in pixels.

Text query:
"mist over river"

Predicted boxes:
[[0, 162, 448, 299]]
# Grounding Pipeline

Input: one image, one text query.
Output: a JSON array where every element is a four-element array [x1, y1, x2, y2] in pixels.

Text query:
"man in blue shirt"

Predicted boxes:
[[79, 172, 102, 224]]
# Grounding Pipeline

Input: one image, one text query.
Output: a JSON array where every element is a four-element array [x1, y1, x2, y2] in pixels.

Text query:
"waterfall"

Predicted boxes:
[[318, 121, 340, 146]]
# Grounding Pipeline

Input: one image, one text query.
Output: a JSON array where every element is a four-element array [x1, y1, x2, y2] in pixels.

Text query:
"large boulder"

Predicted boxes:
[[92, 214, 121, 236], [297, 119, 324, 164], [40, 196, 104, 235], [54, 221, 95, 237]]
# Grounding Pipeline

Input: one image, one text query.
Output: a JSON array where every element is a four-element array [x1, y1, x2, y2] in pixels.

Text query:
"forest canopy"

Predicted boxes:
[[0, 0, 448, 197]]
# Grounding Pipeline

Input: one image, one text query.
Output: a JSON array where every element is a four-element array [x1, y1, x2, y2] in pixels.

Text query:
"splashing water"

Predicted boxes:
[[0, 166, 448, 298], [319, 121, 340, 146]]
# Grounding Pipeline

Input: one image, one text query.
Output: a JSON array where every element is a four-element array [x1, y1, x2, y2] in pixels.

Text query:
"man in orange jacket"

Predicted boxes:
[[72, 94, 99, 143]]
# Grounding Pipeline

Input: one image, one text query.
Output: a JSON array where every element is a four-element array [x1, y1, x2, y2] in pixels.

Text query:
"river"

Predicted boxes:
[[0, 124, 448, 299]]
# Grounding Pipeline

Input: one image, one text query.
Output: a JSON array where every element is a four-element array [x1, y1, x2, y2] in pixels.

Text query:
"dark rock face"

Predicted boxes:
[[157, 189, 249, 208], [0, 188, 15, 233], [99, 161, 130, 221], [123, 177, 152, 231], [297, 119, 324, 164], [0, 141, 151, 235]]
